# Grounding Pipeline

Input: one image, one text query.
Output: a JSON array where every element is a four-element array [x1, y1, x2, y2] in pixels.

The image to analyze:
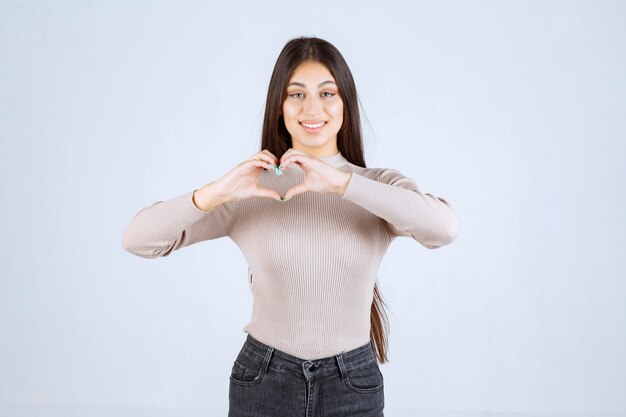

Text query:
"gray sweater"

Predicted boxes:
[[122, 151, 459, 360]]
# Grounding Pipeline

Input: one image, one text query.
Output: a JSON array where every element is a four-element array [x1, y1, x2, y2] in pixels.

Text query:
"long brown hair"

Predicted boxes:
[[259, 35, 391, 364]]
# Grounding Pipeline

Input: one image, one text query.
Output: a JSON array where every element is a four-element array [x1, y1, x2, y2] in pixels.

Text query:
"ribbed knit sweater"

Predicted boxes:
[[122, 151, 459, 360]]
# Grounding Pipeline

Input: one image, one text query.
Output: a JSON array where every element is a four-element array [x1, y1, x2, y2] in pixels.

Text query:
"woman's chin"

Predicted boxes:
[[291, 137, 333, 149]]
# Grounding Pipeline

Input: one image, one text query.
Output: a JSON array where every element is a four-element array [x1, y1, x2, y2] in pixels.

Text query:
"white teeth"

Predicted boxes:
[[301, 122, 325, 128]]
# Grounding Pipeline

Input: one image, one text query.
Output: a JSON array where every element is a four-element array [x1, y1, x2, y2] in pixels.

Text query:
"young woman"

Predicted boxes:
[[122, 36, 459, 417]]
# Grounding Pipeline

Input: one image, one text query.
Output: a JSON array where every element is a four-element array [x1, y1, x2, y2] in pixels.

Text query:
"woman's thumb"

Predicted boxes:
[[254, 188, 282, 201]]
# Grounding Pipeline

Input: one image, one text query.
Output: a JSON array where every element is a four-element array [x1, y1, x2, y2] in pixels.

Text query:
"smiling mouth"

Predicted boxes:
[[300, 121, 327, 128]]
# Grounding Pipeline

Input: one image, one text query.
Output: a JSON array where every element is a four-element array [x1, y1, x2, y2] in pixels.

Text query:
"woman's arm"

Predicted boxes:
[[340, 168, 459, 249], [121, 186, 237, 259]]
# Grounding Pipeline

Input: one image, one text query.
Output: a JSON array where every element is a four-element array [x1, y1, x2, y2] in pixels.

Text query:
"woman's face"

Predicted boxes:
[[282, 61, 344, 156]]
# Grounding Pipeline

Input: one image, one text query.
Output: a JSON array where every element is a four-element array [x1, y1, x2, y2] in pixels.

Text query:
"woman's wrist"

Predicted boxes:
[[192, 182, 229, 211], [336, 172, 352, 196]]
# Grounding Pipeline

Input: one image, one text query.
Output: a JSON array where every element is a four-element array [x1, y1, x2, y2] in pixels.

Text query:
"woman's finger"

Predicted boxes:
[[247, 150, 278, 166], [253, 187, 282, 201], [280, 153, 312, 171], [246, 159, 274, 171], [283, 182, 308, 201]]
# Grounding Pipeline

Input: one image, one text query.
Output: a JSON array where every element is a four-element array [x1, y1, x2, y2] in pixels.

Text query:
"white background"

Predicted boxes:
[[1, 0, 624, 416]]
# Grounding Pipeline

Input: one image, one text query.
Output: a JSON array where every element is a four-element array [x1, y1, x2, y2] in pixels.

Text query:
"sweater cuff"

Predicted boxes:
[[182, 189, 214, 215]]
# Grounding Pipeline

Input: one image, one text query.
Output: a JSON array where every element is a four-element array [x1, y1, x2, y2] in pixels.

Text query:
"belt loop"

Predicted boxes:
[[261, 346, 275, 374], [335, 352, 348, 382]]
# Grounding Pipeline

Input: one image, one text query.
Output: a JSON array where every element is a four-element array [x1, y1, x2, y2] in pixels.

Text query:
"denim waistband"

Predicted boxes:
[[241, 333, 378, 379]]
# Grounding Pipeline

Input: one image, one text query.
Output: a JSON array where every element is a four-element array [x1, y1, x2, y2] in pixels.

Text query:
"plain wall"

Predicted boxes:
[[0, 0, 624, 416]]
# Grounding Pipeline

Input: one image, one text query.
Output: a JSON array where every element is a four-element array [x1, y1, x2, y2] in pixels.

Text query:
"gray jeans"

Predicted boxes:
[[228, 333, 385, 417]]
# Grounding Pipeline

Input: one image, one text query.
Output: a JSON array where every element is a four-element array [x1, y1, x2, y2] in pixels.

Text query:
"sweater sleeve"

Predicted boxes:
[[341, 168, 459, 249], [122, 189, 237, 259]]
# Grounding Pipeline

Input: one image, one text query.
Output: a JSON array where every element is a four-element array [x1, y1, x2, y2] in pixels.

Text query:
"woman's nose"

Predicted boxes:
[[303, 95, 323, 114]]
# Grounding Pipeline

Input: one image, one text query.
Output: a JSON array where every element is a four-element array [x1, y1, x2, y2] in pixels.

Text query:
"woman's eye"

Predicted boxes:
[[288, 92, 335, 98]]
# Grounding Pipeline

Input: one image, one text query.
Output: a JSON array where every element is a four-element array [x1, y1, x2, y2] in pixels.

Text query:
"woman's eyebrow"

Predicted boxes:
[[287, 80, 336, 88]]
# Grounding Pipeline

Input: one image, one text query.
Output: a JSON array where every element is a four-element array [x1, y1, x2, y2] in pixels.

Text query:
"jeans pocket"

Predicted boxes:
[[229, 348, 267, 387], [343, 359, 384, 393]]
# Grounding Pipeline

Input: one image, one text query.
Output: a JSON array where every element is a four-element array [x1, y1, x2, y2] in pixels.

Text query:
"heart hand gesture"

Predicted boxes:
[[193, 149, 352, 210]]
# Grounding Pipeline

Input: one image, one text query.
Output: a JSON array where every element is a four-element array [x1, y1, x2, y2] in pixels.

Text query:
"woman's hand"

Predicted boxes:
[[279, 148, 352, 201], [195, 150, 283, 207]]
